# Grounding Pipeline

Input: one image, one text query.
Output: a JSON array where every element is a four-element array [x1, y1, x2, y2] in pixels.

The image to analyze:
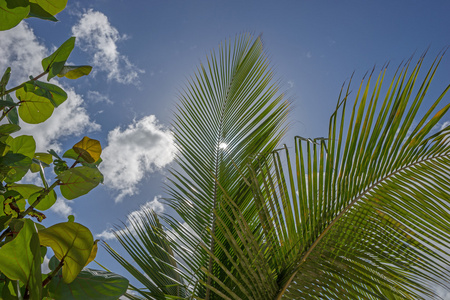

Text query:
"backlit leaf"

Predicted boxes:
[[72, 136, 102, 163], [29, 0, 66, 16], [8, 183, 57, 211], [57, 166, 103, 200], [27, 2, 58, 21], [38, 222, 94, 284], [0, 219, 42, 300], [28, 80, 68, 107], [57, 65, 92, 79], [16, 87, 54, 124], [0, 0, 30, 31], [41, 37, 75, 80], [45, 266, 129, 300]]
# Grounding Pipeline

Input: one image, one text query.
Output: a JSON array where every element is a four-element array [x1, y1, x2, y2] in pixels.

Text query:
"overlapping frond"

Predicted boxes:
[[239, 53, 450, 299], [109, 35, 449, 299]]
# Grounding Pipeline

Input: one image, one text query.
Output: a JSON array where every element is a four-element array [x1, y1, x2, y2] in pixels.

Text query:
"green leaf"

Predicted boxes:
[[27, 2, 58, 21], [16, 87, 54, 124], [0, 67, 11, 93], [30, 152, 53, 173], [0, 153, 31, 183], [6, 106, 19, 125], [0, 124, 20, 135], [57, 65, 92, 79], [0, 0, 30, 31], [0, 98, 18, 109], [0, 219, 42, 300], [41, 37, 75, 80], [7, 135, 36, 159], [57, 166, 103, 200], [45, 267, 129, 300], [27, 80, 68, 107], [8, 183, 57, 211], [29, 0, 66, 16], [38, 222, 94, 283]]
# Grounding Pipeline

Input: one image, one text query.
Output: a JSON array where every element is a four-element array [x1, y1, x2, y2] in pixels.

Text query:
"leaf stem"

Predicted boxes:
[[42, 258, 64, 287], [0, 180, 60, 242], [0, 71, 48, 98]]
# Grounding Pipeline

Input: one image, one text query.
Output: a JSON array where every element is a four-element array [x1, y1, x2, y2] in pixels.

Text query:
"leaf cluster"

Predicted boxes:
[[0, 2, 128, 299]]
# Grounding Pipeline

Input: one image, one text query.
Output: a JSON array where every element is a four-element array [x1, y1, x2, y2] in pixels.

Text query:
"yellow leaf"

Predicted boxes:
[[72, 136, 101, 163], [85, 239, 99, 266]]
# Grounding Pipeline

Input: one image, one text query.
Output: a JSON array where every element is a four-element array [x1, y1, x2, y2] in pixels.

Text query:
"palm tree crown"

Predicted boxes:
[[106, 34, 450, 299]]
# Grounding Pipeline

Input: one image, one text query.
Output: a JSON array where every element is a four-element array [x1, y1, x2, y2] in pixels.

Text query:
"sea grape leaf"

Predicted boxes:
[[6, 105, 19, 125], [27, 80, 68, 107], [8, 135, 36, 159], [0, 219, 42, 300], [38, 222, 94, 283], [0, 0, 30, 31], [45, 262, 129, 300], [57, 65, 92, 79], [8, 183, 57, 211], [16, 87, 54, 124], [57, 166, 103, 200], [1, 153, 31, 183], [85, 239, 99, 266], [0, 67, 11, 92], [72, 136, 102, 163], [41, 37, 75, 80], [0, 124, 20, 135], [29, 0, 66, 16], [63, 149, 102, 168], [30, 152, 53, 172], [27, 2, 58, 21]]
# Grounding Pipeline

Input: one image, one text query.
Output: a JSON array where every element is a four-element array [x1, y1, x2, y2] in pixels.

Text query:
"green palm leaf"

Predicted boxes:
[[108, 34, 449, 299], [235, 53, 450, 299]]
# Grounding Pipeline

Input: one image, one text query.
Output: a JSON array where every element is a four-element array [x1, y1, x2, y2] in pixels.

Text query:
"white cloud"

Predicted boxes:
[[41, 255, 51, 274], [96, 196, 165, 240], [50, 197, 73, 218], [100, 115, 177, 202], [72, 9, 144, 85], [87, 90, 113, 104], [440, 121, 450, 131], [0, 22, 46, 84]]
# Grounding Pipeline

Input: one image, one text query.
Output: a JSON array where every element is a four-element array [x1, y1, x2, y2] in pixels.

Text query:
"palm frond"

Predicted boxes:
[[104, 210, 188, 299], [242, 53, 450, 299], [166, 33, 289, 298]]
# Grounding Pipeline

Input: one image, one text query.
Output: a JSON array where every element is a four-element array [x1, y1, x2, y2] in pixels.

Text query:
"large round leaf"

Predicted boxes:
[[57, 166, 103, 200], [38, 222, 94, 284], [72, 136, 102, 163], [16, 88, 54, 124], [0, 219, 42, 300], [29, 0, 66, 16], [0, 0, 30, 31], [8, 184, 57, 211], [45, 264, 129, 300], [41, 37, 75, 80], [8, 135, 36, 159]]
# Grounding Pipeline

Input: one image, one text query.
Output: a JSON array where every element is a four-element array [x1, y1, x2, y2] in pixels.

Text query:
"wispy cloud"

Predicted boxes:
[[72, 9, 144, 85], [100, 115, 177, 202], [87, 90, 113, 104], [50, 197, 74, 218], [96, 196, 165, 240], [0, 22, 46, 84]]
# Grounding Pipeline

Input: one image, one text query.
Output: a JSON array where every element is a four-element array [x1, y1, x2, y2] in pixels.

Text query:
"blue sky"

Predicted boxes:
[[1, 0, 449, 294]]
